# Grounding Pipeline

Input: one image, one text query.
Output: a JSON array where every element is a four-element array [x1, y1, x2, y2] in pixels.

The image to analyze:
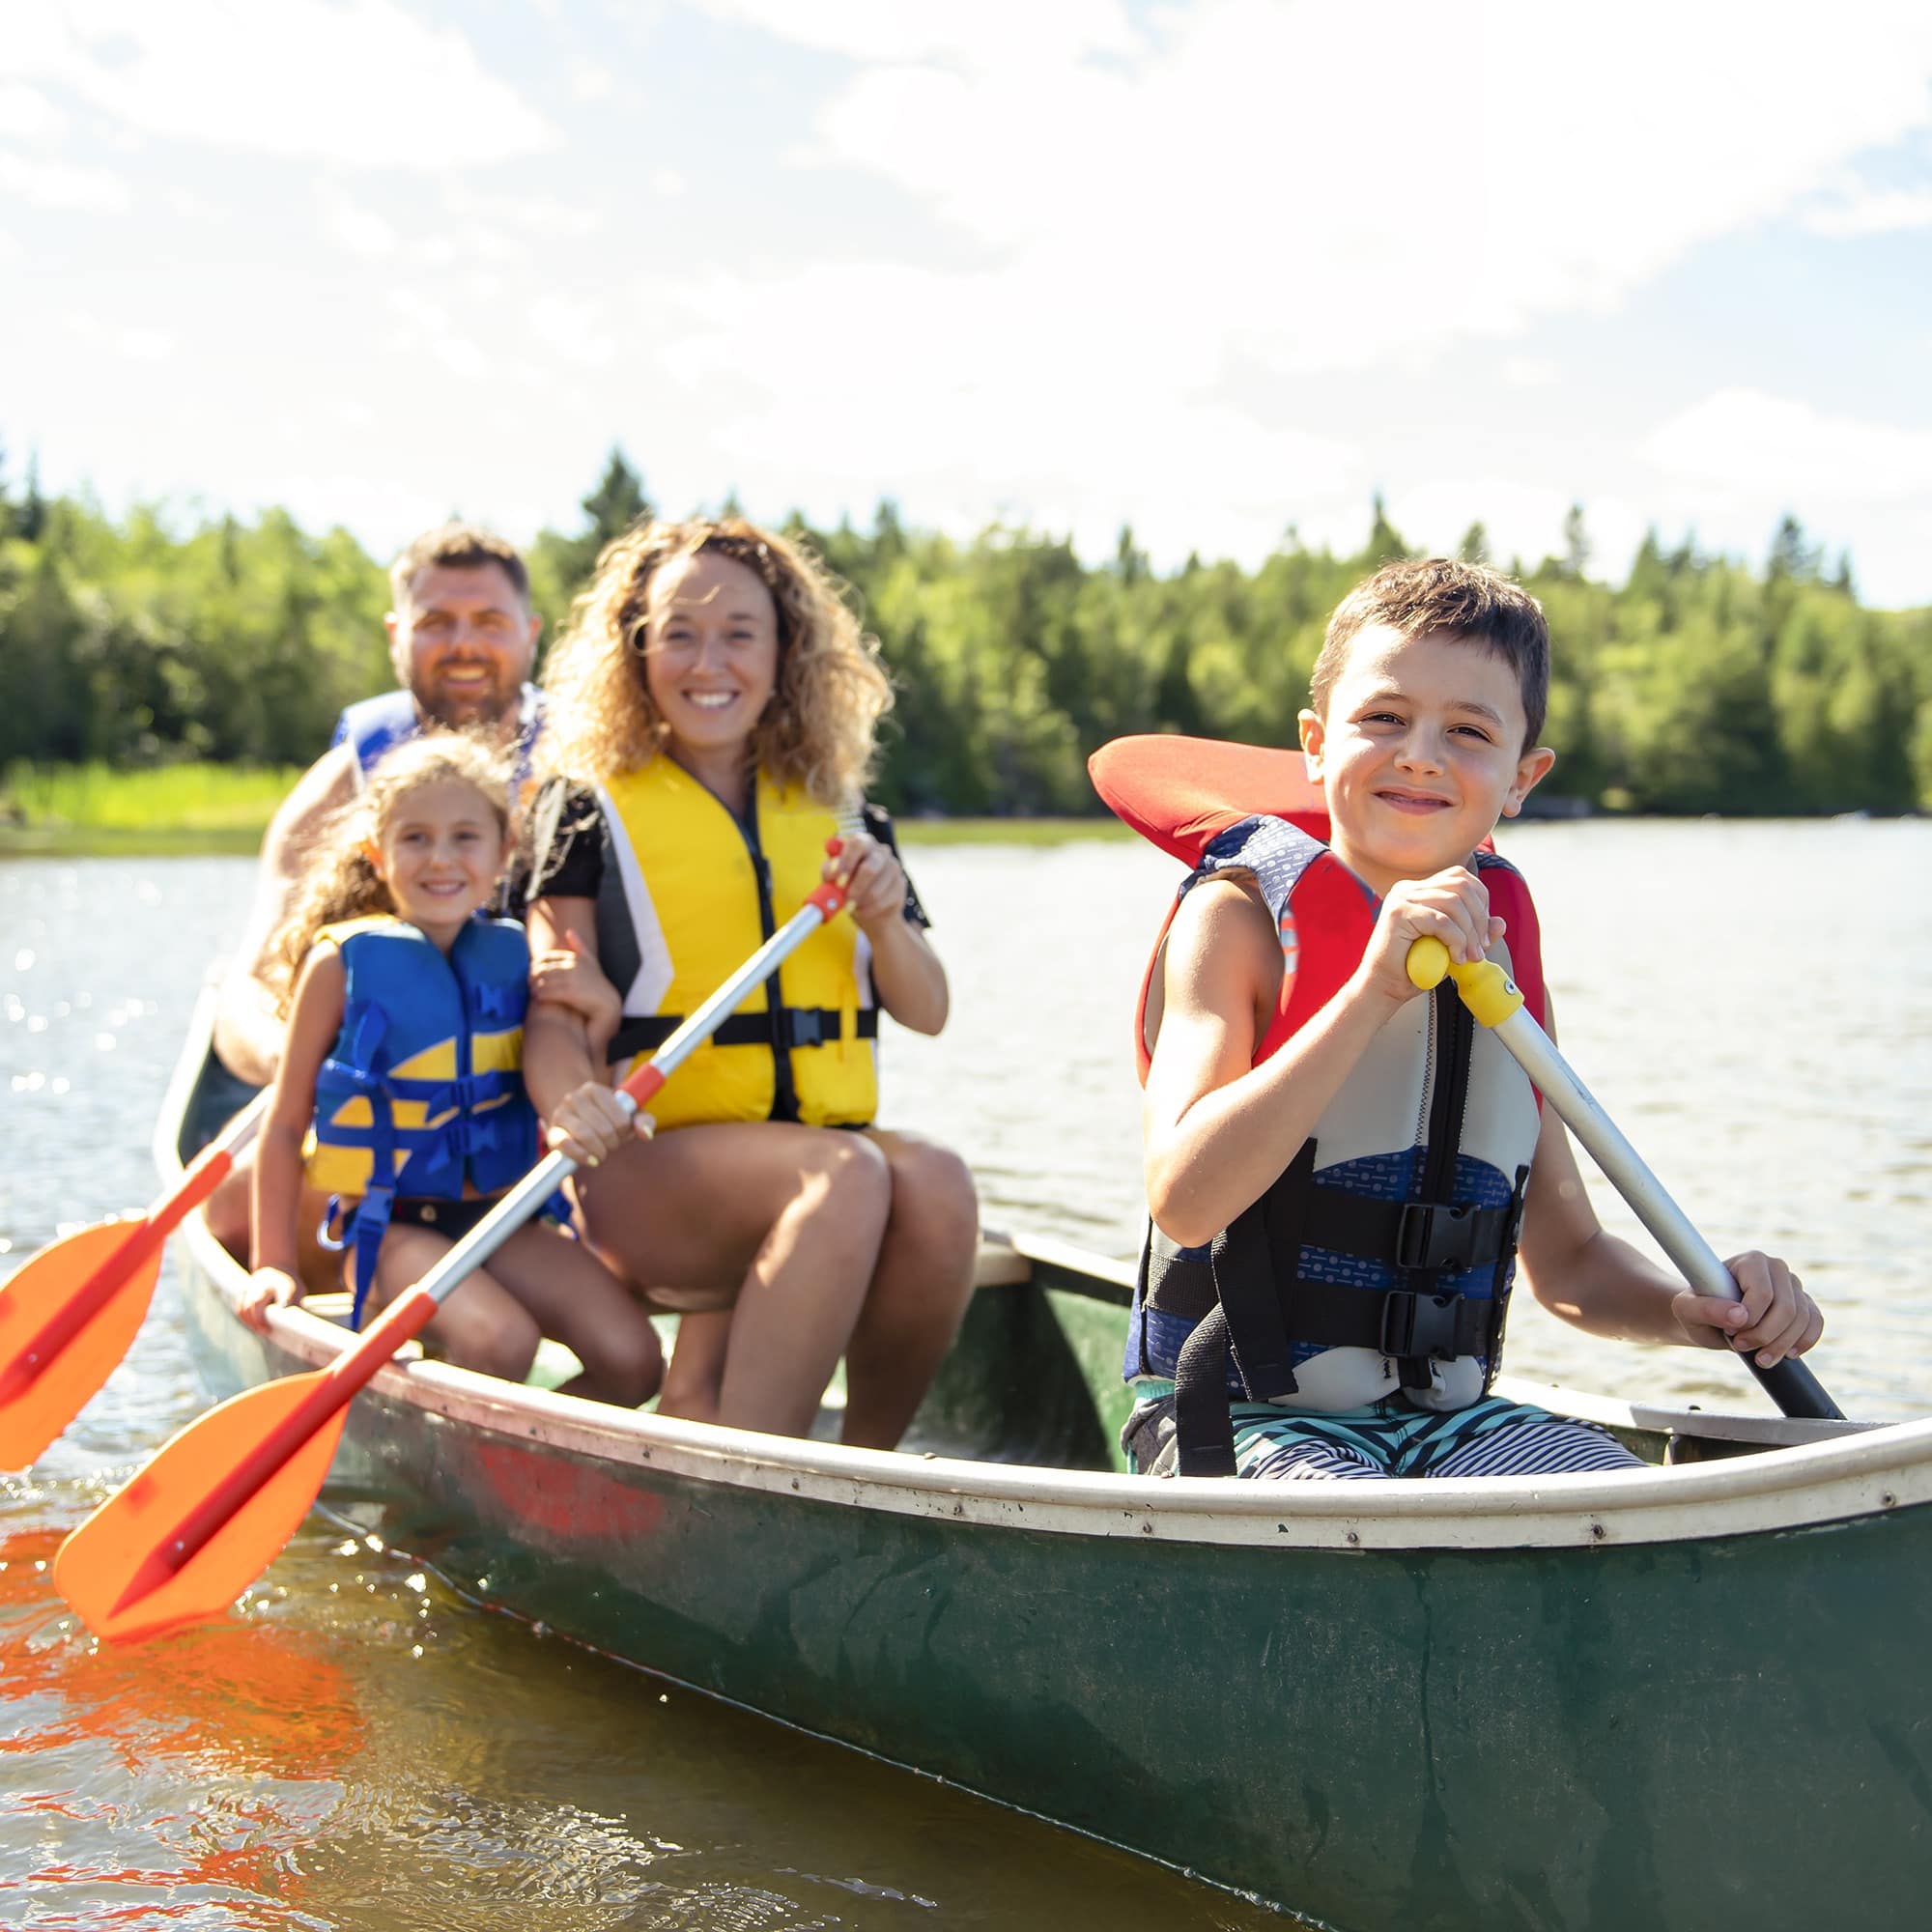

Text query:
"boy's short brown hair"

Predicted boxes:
[[1311, 557, 1549, 750], [388, 523, 530, 608]]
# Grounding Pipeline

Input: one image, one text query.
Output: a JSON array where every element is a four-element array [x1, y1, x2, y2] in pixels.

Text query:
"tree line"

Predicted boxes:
[[3, 445, 1928, 817]]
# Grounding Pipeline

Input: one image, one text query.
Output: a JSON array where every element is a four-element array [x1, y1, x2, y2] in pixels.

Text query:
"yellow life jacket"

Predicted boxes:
[[591, 756, 877, 1131]]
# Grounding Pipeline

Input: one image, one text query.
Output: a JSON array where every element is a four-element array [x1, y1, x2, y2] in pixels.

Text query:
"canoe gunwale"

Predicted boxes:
[[164, 977, 1926, 1559], [178, 1210, 1930, 1554]]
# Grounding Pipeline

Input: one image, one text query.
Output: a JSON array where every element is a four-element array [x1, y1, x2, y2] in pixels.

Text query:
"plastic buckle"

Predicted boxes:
[[784, 1009, 827, 1048], [1379, 1290, 1462, 1360], [1396, 1200, 1478, 1270]]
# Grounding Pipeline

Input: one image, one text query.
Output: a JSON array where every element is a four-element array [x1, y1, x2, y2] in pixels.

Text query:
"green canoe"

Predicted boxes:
[[158, 998, 1931, 1932]]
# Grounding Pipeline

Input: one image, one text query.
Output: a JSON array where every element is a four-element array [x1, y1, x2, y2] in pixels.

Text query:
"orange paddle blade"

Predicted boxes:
[[0, 1220, 163, 1470], [54, 1373, 349, 1645]]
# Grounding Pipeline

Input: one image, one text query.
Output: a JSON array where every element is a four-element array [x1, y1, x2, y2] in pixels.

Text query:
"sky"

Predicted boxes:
[[4, 0, 1931, 605]]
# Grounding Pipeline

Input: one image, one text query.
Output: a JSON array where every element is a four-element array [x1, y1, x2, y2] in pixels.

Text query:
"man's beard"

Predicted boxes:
[[414, 661, 521, 731]]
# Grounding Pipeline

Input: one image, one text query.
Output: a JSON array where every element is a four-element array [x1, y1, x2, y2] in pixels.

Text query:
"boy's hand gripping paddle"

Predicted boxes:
[[1406, 937, 1841, 1422], [54, 874, 853, 1644], [0, 1091, 270, 1469]]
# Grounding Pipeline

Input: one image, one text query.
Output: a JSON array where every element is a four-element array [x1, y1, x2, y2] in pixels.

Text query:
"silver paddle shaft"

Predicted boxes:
[[1489, 1009, 1745, 1303]]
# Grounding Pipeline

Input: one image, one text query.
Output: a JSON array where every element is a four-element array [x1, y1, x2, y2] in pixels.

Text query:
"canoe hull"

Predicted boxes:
[[177, 1225, 1932, 1932], [163, 1016, 1932, 1932]]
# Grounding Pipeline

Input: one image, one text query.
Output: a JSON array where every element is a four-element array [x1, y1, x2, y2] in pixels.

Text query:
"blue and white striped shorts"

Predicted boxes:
[[1122, 1388, 1644, 1480]]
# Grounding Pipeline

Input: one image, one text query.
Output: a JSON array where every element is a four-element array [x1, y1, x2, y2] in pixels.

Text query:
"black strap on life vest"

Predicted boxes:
[[1162, 979, 1524, 1477], [610, 1005, 878, 1063]]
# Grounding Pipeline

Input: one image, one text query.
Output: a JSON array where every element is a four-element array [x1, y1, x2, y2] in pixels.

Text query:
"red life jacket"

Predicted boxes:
[[1092, 735, 1546, 1475]]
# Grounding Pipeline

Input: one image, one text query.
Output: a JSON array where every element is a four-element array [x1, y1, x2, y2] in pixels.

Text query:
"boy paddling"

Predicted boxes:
[[1124, 559, 1823, 1480]]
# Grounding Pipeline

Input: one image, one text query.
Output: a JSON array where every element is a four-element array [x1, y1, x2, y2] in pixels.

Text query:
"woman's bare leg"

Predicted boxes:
[[841, 1129, 980, 1450], [576, 1122, 891, 1439], [658, 1310, 730, 1425]]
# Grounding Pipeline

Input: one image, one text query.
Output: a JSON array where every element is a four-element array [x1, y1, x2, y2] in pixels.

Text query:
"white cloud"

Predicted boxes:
[[444, 185, 600, 239], [643, 257, 1363, 563], [319, 187, 399, 260], [571, 63, 613, 100], [1801, 185, 1932, 236], [164, 186, 223, 220], [0, 81, 66, 142], [71, 312, 172, 361], [0, 149, 128, 211], [725, 0, 1932, 379], [650, 168, 686, 199], [530, 294, 614, 369], [0, 0, 553, 169], [1502, 356, 1560, 390], [1368, 479, 1645, 582], [622, 0, 1932, 584], [1646, 390, 1932, 500], [388, 292, 493, 382], [689, 0, 1141, 71]]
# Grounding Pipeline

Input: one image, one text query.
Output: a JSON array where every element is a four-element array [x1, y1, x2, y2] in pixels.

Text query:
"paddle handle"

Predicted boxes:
[[1406, 940, 1840, 1421]]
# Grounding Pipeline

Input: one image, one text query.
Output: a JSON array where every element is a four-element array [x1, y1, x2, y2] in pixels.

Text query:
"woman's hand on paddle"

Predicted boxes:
[[1674, 1250, 1824, 1367], [239, 1265, 303, 1333], [1357, 867, 1504, 1007], [530, 929, 620, 1030], [824, 832, 906, 934], [546, 1081, 652, 1169]]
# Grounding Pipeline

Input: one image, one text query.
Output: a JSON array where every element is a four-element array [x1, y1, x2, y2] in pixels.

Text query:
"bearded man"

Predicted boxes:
[[205, 524, 544, 1257], [212, 524, 542, 1087]]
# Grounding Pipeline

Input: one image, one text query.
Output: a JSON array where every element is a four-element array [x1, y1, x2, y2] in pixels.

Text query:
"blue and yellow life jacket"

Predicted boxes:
[[587, 755, 878, 1132], [304, 915, 538, 1324]]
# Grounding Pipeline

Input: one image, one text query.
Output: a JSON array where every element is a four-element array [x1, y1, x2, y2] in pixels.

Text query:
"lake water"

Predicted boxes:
[[3, 821, 1929, 1928]]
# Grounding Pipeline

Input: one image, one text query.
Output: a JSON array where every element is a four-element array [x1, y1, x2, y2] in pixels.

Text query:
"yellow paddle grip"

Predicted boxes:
[[1404, 937, 1524, 1029]]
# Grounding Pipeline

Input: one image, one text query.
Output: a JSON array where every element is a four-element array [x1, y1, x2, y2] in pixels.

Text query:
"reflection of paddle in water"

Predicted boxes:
[[0, 1524, 366, 1781], [0, 1522, 365, 1918]]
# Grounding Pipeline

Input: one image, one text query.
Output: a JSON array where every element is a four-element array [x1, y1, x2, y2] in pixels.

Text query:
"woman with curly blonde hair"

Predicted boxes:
[[523, 517, 979, 1446]]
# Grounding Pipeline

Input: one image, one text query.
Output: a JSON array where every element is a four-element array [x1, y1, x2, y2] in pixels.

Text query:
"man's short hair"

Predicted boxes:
[[1312, 557, 1549, 750], [389, 523, 530, 608]]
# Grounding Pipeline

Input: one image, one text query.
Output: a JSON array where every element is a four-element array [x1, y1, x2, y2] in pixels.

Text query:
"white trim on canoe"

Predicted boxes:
[[165, 975, 1918, 1563], [177, 1203, 1926, 1558]]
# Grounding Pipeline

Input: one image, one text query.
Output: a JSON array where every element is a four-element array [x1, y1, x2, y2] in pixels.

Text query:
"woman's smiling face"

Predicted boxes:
[[638, 548, 780, 766]]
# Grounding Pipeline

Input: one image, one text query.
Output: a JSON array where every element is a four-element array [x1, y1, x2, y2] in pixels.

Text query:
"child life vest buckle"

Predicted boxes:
[[1394, 1199, 1493, 1272], [1378, 1289, 1469, 1362]]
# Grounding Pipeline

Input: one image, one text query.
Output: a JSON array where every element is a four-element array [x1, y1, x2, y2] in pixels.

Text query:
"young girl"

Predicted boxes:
[[242, 734, 663, 1406]]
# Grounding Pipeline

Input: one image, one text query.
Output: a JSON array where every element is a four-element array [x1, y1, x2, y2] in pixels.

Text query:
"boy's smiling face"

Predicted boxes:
[[1299, 624, 1554, 896]]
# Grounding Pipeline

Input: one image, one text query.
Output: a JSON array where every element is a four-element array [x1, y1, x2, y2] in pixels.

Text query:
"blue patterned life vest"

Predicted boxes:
[[332, 686, 545, 794], [304, 915, 538, 1325]]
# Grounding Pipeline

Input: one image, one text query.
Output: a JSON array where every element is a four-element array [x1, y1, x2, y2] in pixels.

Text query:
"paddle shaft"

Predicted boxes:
[[0, 1090, 269, 1401], [1409, 943, 1841, 1421], [156, 882, 849, 1576]]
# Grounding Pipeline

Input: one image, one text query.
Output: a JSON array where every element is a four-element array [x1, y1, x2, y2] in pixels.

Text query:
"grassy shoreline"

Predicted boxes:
[[0, 760, 1134, 856]]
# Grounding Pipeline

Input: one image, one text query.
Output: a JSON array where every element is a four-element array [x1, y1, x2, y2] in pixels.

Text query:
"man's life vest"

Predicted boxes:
[[304, 915, 538, 1325], [1094, 736, 1546, 1478], [332, 686, 545, 793], [585, 755, 878, 1133]]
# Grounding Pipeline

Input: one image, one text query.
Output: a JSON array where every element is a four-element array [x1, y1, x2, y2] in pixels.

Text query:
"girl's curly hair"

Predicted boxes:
[[267, 733, 516, 1013], [535, 517, 893, 805]]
